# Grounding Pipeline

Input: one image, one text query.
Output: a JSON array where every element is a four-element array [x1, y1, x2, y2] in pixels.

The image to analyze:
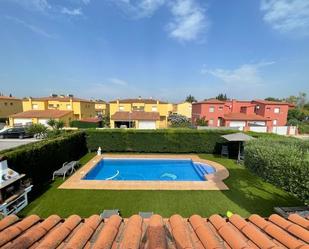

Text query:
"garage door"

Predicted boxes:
[[229, 121, 246, 130], [38, 119, 49, 126], [14, 118, 32, 126], [138, 121, 156, 129]]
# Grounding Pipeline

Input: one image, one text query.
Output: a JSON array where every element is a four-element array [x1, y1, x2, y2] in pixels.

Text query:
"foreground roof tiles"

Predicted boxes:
[[0, 213, 308, 249]]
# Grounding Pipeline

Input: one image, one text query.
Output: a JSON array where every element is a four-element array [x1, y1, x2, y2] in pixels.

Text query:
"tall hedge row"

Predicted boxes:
[[244, 137, 309, 204], [86, 129, 236, 153], [2, 131, 87, 194]]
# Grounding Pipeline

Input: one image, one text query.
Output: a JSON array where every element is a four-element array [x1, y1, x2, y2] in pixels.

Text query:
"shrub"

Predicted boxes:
[[26, 123, 48, 136], [244, 137, 309, 204], [70, 120, 100, 128], [86, 129, 236, 153], [2, 131, 87, 195], [168, 114, 191, 128], [299, 122, 309, 134]]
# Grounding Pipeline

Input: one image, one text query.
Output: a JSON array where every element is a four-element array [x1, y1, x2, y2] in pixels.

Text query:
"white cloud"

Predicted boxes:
[[202, 62, 275, 86], [61, 7, 83, 16], [108, 78, 128, 86], [167, 0, 208, 41], [113, 0, 165, 18], [11, 0, 51, 12], [261, 0, 309, 34], [5, 16, 55, 38]]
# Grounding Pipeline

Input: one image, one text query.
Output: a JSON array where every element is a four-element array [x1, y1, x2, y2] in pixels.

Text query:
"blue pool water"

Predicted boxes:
[[83, 158, 215, 181]]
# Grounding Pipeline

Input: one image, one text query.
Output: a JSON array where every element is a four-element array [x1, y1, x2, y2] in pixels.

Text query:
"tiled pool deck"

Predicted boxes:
[[59, 154, 229, 190]]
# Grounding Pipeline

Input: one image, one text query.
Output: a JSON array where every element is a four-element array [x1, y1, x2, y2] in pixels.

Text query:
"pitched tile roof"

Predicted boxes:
[[111, 111, 160, 121], [253, 99, 295, 106], [224, 113, 270, 121], [0, 213, 308, 248], [10, 110, 73, 118], [24, 96, 92, 103], [0, 96, 21, 100], [194, 98, 226, 105], [80, 117, 101, 123], [109, 98, 168, 104]]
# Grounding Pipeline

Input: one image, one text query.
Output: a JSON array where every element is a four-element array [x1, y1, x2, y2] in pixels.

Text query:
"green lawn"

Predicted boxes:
[[19, 153, 302, 218]]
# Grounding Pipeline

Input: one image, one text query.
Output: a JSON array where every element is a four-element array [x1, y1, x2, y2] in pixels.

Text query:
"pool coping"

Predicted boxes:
[[58, 154, 229, 190]]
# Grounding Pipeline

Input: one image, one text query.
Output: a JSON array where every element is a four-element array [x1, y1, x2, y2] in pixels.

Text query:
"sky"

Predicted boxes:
[[0, 0, 308, 102]]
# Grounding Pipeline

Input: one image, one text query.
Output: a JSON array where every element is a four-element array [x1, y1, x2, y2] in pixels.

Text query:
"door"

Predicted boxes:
[[138, 121, 156, 129]]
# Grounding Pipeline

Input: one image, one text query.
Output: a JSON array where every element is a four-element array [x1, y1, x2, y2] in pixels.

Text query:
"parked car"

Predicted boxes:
[[0, 127, 32, 139]]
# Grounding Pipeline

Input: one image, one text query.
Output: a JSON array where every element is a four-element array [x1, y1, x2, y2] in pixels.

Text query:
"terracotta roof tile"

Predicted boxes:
[[223, 113, 270, 121], [0, 215, 19, 232], [0, 213, 308, 248], [0, 96, 21, 100], [109, 98, 168, 104], [10, 110, 73, 118], [288, 214, 309, 230], [111, 111, 160, 121]]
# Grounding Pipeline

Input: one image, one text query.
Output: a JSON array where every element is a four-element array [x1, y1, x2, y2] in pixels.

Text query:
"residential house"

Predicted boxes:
[[0, 96, 23, 119], [173, 101, 192, 119], [22, 94, 96, 120], [109, 98, 172, 129], [94, 100, 109, 116], [9, 110, 74, 127], [192, 98, 294, 133]]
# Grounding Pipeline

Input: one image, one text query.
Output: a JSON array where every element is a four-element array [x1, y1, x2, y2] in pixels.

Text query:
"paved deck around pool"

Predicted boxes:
[[59, 154, 229, 190]]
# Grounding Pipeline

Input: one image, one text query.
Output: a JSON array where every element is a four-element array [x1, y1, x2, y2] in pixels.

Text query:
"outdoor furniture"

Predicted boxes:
[[139, 211, 154, 218], [221, 145, 229, 157], [221, 133, 255, 163], [52, 161, 78, 180], [100, 209, 120, 218]]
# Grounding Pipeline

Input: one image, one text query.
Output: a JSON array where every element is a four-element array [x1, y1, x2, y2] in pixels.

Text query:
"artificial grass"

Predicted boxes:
[[19, 153, 302, 218]]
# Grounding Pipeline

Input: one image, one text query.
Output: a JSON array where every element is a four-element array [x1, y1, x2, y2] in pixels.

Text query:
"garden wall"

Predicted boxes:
[[86, 129, 236, 153], [2, 131, 87, 195], [244, 137, 309, 204]]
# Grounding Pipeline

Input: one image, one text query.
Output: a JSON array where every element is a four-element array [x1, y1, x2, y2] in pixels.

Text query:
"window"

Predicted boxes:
[[152, 106, 157, 112], [209, 106, 215, 112], [273, 119, 277, 125], [66, 104, 72, 110], [119, 106, 124, 111], [209, 119, 214, 125], [32, 104, 38, 110], [218, 106, 223, 111], [4, 102, 7, 106], [10, 102, 13, 106], [274, 107, 280, 113]]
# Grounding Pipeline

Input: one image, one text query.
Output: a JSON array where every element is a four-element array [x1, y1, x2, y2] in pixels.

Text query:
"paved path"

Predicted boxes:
[[0, 138, 38, 152]]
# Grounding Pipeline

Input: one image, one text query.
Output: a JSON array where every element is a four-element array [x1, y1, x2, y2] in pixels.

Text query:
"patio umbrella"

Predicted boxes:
[[221, 133, 255, 162]]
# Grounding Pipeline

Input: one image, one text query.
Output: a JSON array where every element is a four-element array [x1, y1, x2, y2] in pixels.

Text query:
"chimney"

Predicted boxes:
[[231, 99, 237, 113]]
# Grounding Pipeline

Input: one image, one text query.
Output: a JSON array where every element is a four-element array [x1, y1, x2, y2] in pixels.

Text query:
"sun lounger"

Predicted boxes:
[[52, 161, 78, 180]]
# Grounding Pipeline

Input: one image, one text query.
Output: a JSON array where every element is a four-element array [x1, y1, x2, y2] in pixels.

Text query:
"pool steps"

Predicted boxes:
[[193, 163, 215, 180]]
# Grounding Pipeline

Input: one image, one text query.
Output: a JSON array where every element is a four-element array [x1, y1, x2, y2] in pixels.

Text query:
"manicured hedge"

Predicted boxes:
[[70, 120, 101, 128], [2, 131, 87, 195], [244, 137, 309, 204], [86, 129, 237, 153]]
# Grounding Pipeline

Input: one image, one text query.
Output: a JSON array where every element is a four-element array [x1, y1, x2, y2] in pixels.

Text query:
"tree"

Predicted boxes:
[[297, 92, 307, 108], [26, 124, 47, 136], [168, 114, 191, 128], [195, 117, 208, 126], [47, 119, 56, 129], [55, 120, 64, 130], [215, 93, 228, 101], [288, 109, 305, 121], [264, 97, 282, 102], [185, 95, 197, 103]]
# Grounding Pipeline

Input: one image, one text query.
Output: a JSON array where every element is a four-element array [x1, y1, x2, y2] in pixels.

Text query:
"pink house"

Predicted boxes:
[[192, 99, 294, 132]]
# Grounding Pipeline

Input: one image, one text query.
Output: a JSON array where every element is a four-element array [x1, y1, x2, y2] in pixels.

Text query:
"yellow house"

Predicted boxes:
[[109, 98, 172, 129], [22, 95, 96, 120], [174, 101, 192, 119], [94, 100, 110, 116], [0, 96, 23, 119], [9, 110, 74, 127]]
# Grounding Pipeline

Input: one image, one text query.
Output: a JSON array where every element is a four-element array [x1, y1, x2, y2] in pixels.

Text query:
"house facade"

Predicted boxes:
[[0, 96, 23, 119], [173, 102, 192, 119], [109, 98, 172, 129], [22, 95, 96, 120], [9, 110, 74, 127], [94, 101, 109, 116], [192, 99, 294, 132]]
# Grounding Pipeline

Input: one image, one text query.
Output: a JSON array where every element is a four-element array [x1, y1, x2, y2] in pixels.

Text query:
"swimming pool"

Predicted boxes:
[[83, 158, 215, 181]]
